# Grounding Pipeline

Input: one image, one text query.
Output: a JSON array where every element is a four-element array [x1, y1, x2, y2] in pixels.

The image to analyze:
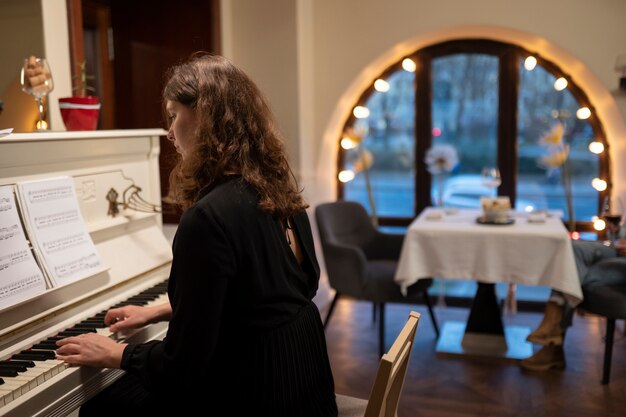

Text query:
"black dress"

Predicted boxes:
[[80, 176, 337, 417]]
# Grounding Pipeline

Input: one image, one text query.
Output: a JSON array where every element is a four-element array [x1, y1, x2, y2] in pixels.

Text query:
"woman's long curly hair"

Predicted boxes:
[[163, 53, 307, 218]]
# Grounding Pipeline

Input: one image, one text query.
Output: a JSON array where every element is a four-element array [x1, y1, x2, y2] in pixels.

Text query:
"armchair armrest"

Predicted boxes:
[[364, 231, 404, 260]]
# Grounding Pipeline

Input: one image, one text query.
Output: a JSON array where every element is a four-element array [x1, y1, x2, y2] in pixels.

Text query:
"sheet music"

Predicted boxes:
[[16, 177, 105, 287], [0, 186, 46, 309]]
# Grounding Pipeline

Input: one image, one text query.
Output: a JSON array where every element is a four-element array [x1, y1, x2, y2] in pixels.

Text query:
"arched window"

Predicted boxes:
[[338, 40, 609, 232]]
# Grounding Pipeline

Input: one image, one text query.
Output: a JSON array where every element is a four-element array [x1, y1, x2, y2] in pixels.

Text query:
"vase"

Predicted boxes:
[[435, 174, 447, 207], [58, 96, 101, 131]]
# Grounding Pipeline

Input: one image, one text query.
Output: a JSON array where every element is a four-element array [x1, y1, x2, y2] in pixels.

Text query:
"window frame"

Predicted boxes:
[[338, 39, 610, 232]]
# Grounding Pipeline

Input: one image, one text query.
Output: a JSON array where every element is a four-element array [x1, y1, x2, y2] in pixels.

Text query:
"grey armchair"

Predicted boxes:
[[315, 201, 439, 357], [579, 257, 626, 384]]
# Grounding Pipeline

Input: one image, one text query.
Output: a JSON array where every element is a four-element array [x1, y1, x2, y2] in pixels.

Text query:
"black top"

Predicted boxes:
[[121, 176, 337, 416]]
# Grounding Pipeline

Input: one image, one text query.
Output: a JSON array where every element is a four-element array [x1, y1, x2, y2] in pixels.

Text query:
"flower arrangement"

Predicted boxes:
[[538, 121, 574, 231], [424, 144, 459, 206], [424, 144, 459, 175], [72, 61, 96, 97]]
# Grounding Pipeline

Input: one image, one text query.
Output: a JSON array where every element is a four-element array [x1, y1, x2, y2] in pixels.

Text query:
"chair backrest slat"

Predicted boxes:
[[363, 311, 420, 417]]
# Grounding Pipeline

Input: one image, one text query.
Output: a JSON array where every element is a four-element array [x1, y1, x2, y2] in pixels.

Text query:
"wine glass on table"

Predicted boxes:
[[481, 166, 501, 198], [20, 56, 54, 131], [601, 196, 624, 246]]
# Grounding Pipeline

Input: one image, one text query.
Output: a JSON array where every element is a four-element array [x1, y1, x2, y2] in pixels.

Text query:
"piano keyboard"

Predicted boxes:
[[0, 280, 169, 410]]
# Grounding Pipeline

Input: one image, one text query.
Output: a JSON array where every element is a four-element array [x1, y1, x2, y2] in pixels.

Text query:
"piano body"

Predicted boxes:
[[0, 129, 172, 416]]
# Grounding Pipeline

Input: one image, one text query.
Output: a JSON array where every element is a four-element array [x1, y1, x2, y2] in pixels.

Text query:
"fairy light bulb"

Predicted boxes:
[[353, 106, 370, 119], [594, 218, 606, 231], [576, 107, 591, 120], [374, 79, 390, 92], [402, 58, 416, 72], [524, 56, 537, 71], [554, 77, 568, 91], [588, 141, 604, 154], [338, 170, 355, 183], [592, 178, 607, 191], [340, 137, 357, 150]]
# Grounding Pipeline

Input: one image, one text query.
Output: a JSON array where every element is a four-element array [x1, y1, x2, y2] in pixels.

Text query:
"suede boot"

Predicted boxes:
[[526, 301, 564, 345], [520, 345, 566, 371]]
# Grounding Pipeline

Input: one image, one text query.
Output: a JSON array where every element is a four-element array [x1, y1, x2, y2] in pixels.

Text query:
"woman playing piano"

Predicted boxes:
[[56, 53, 338, 417]]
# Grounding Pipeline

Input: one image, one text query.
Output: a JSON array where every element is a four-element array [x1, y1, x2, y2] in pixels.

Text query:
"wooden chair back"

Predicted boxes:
[[363, 311, 420, 417]]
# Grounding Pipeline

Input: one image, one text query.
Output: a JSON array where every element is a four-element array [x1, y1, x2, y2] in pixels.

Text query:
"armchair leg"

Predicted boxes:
[[378, 303, 385, 357], [324, 293, 341, 329], [602, 318, 616, 385], [423, 289, 440, 338], [372, 303, 377, 324]]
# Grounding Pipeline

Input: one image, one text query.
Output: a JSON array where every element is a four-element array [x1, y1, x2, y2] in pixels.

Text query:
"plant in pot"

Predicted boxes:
[[58, 61, 101, 131]]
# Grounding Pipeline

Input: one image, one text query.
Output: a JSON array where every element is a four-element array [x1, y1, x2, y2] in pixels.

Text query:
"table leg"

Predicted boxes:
[[465, 283, 505, 334], [436, 283, 533, 359]]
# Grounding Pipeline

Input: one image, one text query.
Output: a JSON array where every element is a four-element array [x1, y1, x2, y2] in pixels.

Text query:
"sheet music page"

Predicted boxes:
[[17, 177, 105, 287], [0, 186, 47, 309]]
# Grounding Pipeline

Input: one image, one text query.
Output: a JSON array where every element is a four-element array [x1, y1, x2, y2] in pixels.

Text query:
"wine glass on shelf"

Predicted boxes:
[[601, 196, 624, 246], [20, 57, 54, 131], [481, 166, 501, 198]]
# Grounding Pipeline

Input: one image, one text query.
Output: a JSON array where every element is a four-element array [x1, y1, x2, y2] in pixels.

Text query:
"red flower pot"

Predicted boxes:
[[58, 96, 101, 131]]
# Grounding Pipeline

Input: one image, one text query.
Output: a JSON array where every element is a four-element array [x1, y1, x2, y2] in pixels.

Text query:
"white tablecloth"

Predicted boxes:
[[394, 208, 582, 302]]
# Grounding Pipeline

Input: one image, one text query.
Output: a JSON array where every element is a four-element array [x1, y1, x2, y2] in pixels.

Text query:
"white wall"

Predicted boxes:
[[0, 0, 44, 132], [224, 0, 626, 205], [41, 0, 72, 132], [0, 0, 71, 132], [221, 0, 301, 174]]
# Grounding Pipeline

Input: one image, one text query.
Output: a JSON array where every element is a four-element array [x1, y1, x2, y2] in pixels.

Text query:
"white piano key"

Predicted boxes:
[[0, 378, 27, 399], [0, 389, 12, 406], [0, 279, 169, 415], [0, 390, 12, 407], [7, 375, 36, 392], [96, 328, 113, 337]]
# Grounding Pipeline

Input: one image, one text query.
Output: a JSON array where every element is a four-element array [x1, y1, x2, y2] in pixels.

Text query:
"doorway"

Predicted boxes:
[[67, 0, 221, 223]]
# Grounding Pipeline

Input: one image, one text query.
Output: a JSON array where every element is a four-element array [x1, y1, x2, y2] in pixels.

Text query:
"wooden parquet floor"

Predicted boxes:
[[323, 300, 626, 417]]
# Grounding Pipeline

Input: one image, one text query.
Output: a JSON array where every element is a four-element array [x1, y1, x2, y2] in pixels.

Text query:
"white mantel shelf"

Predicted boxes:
[[1, 129, 167, 143]]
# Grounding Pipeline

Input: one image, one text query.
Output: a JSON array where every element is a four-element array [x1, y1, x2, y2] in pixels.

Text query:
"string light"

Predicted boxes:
[[353, 106, 370, 119], [338, 170, 355, 183], [591, 178, 607, 191], [554, 77, 568, 91], [524, 56, 537, 71], [402, 58, 416, 72], [594, 218, 606, 231], [340, 137, 358, 150], [588, 141, 605, 154], [374, 79, 390, 92], [576, 107, 591, 119]]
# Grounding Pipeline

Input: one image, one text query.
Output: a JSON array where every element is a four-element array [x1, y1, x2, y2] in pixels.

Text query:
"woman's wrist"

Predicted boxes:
[[109, 342, 127, 368], [149, 302, 173, 323]]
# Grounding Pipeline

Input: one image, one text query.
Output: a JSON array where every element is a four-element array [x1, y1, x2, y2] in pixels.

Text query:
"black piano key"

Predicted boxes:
[[45, 336, 64, 342], [68, 327, 97, 333], [78, 320, 106, 327], [31, 342, 59, 350], [0, 363, 27, 372], [127, 295, 157, 301], [5, 360, 35, 368], [0, 369, 18, 377], [21, 349, 56, 359], [11, 354, 47, 361], [57, 329, 94, 337]]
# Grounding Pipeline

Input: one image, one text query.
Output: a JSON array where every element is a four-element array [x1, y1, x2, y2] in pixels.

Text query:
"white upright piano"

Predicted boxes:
[[0, 129, 172, 416]]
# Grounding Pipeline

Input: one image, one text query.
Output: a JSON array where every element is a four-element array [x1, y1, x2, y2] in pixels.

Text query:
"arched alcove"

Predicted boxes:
[[317, 25, 626, 208]]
